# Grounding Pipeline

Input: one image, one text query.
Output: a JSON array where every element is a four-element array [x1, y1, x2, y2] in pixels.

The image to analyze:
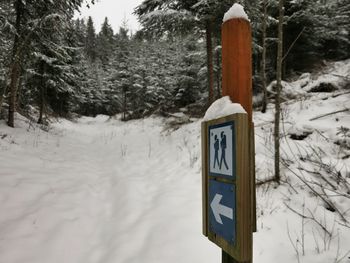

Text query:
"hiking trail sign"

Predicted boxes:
[[202, 113, 253, 262]]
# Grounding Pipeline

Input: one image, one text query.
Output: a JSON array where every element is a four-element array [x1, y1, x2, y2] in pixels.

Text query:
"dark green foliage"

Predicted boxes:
[[174, 37, 201, 107], [97, 17, 114, 67], [85, 17, 97, 62], [1, 0, 349, 122]]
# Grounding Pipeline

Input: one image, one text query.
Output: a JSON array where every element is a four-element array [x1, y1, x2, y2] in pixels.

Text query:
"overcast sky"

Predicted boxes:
[[76, 0, 143, 34]]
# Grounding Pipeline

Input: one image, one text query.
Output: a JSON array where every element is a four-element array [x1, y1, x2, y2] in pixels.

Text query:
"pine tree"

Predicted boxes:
[[5, 0, 93, 127], [135, 0, 236, 106], [174, 36, 201, 107], [85, 16, 97, 62], [115, 25, 131, 120], [97, 17, 114, 68], [0, 1, 13, 113]]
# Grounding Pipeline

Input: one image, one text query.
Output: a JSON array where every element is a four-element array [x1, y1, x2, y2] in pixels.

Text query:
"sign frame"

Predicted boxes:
[[202, 113, 252, 262]]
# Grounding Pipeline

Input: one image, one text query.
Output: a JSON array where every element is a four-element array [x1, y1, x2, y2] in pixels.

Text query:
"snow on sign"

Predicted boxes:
[[209, 121, 235, 178]]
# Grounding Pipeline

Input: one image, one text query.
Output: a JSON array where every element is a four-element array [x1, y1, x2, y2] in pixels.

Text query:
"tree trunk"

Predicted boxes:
[[0, 71, 8, 119], [215, 39, 221, 100], [123, 86, 127, 121], [274, 0, 284, 183], [8, 60, 21, 127], [206, 19, 214, 106], [38, 62, 45, 124], [8, 0, 24, 127], [261, 0, 268, 113]]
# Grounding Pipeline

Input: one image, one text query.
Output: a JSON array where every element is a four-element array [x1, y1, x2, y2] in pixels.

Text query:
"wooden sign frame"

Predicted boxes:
[[202, 113, 252, 261]]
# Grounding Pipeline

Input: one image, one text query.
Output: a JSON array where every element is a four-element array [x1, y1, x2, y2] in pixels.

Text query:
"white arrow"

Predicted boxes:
[[210, 194, 233, 225]]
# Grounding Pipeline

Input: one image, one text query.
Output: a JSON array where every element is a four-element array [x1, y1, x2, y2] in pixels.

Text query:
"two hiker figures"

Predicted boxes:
[[213, 131, 229, 170]]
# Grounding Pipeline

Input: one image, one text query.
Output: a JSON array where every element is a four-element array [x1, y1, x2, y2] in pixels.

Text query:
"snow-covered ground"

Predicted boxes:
[[0, 60, 349, 263], [0, 115, 220, 263]]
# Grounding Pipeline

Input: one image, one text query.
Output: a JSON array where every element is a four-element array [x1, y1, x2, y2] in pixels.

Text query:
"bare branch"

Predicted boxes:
[[310, 109, 350, 121]]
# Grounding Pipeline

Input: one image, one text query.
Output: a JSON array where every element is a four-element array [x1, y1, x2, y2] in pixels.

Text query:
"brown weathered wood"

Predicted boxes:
[[250, 122, 256, 233], [222, 19, 253, 122], [205, 113, 252, 262], [202, 121, 208, 237], [221, 15, 255, 263], [222, 250, 238, 263]]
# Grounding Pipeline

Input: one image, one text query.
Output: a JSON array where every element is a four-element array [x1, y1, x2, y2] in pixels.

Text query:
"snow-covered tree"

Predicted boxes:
[[85, 16, 97, 62], [174, 36, 201, 107], [97, 17, 114, 68], [5, 0, 94, 127], [135, 0, 236, 105], [0, 1, 13, 112]]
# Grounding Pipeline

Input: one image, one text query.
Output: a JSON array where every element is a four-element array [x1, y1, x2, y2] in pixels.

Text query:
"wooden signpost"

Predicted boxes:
[[202, 8, 256, 263], [202, 114, 251, 261]]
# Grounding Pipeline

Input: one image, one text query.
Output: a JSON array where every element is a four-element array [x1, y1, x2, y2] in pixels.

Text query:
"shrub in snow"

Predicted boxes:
[[289, 129, 313, 141], [308, 82, 339, 93]]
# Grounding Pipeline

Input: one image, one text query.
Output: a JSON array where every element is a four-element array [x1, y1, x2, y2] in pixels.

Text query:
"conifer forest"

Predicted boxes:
[[1, 0, 348, 124], [0, 1, 350, 263]]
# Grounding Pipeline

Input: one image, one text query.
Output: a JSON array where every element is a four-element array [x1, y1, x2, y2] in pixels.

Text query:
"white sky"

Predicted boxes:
[[76, 0, 143, 34]]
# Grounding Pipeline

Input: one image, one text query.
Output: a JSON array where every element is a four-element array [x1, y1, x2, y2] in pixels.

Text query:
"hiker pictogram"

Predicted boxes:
[[219, 131, 229, 170], [209, 122, 234, 177], [214, 135, 220, 168]]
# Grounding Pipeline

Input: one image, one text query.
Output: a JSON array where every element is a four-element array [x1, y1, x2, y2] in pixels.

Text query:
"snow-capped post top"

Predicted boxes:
[[203, 96, 247, 121], [223, 3, 250, 23]]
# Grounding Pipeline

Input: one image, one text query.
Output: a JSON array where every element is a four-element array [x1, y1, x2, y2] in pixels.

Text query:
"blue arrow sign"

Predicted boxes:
[[209, 179, 236, 245]]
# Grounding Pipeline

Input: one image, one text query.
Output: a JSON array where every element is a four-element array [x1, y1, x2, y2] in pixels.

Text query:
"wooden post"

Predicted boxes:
[[222, 18, 253, 120], [222, 250, 236, 263], [221, 17, 255, 263]]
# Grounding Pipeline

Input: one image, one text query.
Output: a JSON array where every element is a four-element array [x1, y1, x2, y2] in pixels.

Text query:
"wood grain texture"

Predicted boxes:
[[221, 17, 255, 263], [204, 114, 252, 262], [202, 122, 208, 237], [222, 19, 253, 123], [250, 123, 257, 233]]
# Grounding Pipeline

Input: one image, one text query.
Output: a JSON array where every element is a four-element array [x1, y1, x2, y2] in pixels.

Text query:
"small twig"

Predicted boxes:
[[282, 27, 306, 62], [256, 177, 276, 186], [312, 227, 320, 254], [286, 222, 301, 263], [337, 221, 350, 229], [310, 109, 350, 121], [284, 202, 332, 237], [282, 159, 340, 219], [335, 249, 350, 263]]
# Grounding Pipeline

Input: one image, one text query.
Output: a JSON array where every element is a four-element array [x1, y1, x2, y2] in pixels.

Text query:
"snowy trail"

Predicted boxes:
[[1, 86, 350, 263], [0, 116, 219, 263]]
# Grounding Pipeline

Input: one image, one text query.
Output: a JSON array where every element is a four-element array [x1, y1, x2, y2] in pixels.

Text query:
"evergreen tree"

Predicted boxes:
[[27, 15, 85, 121], [174, 36, 201, 107], [85, 16, 96, 62], [0, 1, 13, 111], [97, 17, 114, 67], [135, 0, 236, 105], [314, 0, 350, 60], [116, 25, 131, 120], [5, 0, 93, 127]]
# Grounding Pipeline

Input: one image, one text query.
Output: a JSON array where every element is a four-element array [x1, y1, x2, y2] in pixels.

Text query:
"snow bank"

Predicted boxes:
[[203, 96, 246, 121], [223, 3, 249, 23]]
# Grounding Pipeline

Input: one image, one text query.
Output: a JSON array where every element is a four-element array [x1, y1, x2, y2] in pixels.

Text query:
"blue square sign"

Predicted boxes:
[[209, 179, 236, 245]]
